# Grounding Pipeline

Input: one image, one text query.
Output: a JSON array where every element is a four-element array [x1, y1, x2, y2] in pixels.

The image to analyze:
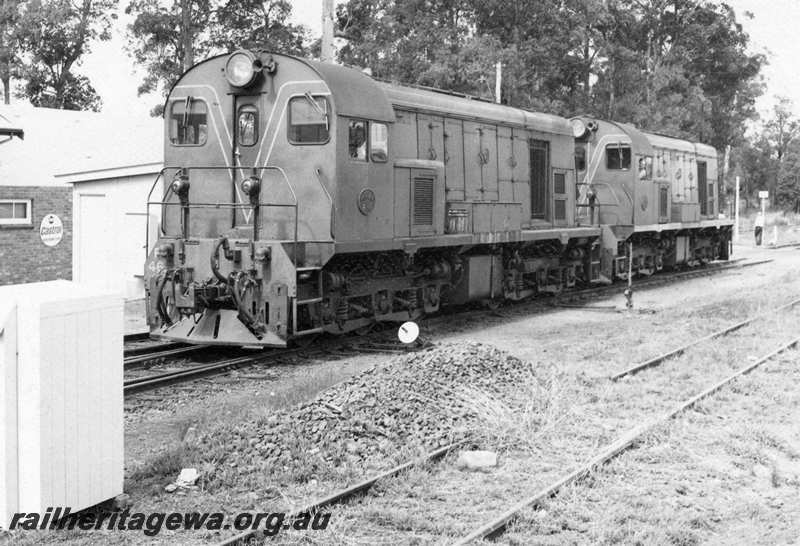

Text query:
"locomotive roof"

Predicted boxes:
[[305, 60, 396, 123], [576, 116, 717, 156], [377, 82, 573, 135], [306, 60, 571, 134], [645, 132, 717, 157]]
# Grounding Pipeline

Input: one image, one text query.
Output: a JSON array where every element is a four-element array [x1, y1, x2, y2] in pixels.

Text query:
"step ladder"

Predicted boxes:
[[293, 266, 325, 336]]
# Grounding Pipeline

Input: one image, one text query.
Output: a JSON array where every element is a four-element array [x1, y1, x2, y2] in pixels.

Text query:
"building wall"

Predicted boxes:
[[72, 173, 162, 300], [0, 185, 72, 286]]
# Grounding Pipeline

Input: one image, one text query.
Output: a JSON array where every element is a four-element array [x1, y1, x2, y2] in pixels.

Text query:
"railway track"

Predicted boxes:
[[454, 334, 800, 544], [124, 257, 770, 397], [124, 343, 205, 368], [210, 287, 798, 545]]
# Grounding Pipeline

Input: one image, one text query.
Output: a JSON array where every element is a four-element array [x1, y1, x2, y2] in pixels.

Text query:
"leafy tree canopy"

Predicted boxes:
[[337, 0, 764, 153], [126, 0, 308, 115], [13, 0, 117, 111]]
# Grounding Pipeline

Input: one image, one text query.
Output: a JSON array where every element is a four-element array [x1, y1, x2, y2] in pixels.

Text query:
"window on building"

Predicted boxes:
[[348, 120, 367, 161], [0, 199, 32, 226], [606, 144, 631, 170], [169, 97, 208, 145], [288, 95, 329, 144], [237, 105, 258, 146], [370, 122, 388, 162]]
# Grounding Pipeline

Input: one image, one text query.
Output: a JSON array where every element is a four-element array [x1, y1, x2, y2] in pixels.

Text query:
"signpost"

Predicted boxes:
[[759, 190, 769, 221]]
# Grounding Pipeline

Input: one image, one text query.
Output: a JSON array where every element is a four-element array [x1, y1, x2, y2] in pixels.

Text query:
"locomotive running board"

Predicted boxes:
[[152, 309, 287, 347]]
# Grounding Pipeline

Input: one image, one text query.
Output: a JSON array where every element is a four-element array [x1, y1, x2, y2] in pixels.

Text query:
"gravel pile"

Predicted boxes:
[[198, 342, 541, 478]]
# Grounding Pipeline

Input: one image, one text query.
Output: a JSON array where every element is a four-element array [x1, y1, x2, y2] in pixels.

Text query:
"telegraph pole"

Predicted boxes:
[[495, 62, 502, 104], [733, 175, 740, 243], [321, 0, 335, 63]]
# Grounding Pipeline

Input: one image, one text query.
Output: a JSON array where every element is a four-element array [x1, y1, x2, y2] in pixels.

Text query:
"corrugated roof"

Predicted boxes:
[[0, 104, 163, 187]]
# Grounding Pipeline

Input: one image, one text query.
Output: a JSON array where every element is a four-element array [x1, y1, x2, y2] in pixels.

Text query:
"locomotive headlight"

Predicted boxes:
[[171, 175, 190, 196], [241, 176, 261, 196], [571, 119, 589, 139], [225, 50, 262, 88]]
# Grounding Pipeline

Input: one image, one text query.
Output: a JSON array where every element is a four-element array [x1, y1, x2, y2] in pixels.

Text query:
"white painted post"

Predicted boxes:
[[733, 175, 740, 243], [495, 62, 502, 104], [321, 0, 335, 63]]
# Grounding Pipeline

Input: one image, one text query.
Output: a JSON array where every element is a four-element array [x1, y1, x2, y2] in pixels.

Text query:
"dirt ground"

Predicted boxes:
[[309, 245, 800, 545], [7, 243, 800, 545]]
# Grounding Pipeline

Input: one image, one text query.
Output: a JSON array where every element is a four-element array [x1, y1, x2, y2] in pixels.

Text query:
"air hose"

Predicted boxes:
[[210, 237, 231, 284], [155, 269, 174, 326], [230, 271, 263, 335]]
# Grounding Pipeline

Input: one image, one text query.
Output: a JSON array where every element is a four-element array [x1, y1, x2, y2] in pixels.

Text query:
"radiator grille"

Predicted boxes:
[[413, 177, 434, 225], [554, 199, 567, 220]]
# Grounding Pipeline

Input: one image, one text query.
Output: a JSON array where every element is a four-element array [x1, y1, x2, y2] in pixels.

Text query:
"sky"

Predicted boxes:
[[65, 0, 800, 121]]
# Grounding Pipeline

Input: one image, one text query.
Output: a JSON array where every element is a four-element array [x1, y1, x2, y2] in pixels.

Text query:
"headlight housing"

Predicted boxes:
[[571, 119, 589, 139], [241, 176, 261, 196], [171, 174, 190, 195], [225, 50, 262, 88]]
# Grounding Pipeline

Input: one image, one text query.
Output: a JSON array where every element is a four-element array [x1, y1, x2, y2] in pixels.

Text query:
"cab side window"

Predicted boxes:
[[638, 156, 653, 179], [288, 96, 329, 144], [348, 120, 367, 160], [170, 97, 207, 145], [370, 122, 388, 162], [606, 145, 631, 170]]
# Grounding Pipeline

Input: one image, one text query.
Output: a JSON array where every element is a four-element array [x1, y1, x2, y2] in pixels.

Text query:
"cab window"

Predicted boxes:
[[574, 144, 586, 171], [237, 105, 258, 146], [370, 122, 388, 162], [348, 120, 367, 161], [170, 98, 207, 145], [606, 145, 631, 170], [288, 95, 329, 144], [638, 156, 653, 180]]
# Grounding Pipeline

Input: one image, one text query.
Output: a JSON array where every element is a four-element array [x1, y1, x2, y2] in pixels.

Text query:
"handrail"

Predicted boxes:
[[145, 165, 309, 267]]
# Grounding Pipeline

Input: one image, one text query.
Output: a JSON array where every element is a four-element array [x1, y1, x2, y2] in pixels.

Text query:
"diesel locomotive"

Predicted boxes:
[[143, 49, 732, 346]]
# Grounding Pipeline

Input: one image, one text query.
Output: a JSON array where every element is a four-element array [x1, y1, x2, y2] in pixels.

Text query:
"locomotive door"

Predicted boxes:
[[697, 161, 708, 217], [233, 94, 262, 228]]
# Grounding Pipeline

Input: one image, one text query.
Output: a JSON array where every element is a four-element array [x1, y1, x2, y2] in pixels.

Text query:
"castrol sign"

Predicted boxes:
[[40, 213, 64, 247]]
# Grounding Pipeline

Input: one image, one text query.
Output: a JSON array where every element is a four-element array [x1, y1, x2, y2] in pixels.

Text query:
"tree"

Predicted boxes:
[[126, 0, 213, 111], [209, 0, 307, 54], [13, 0, 117, 111], [337, 0, 763, 153], [0, 0, 19, 104], [126, 0, 308, 115], [765, 98, 800, 207]]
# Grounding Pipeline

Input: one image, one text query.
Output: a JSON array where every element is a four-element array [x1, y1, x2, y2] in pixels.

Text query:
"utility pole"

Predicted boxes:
[[495, 62, 502, 104], [321, 0, 335, 63], [733, 175, 740, 243]]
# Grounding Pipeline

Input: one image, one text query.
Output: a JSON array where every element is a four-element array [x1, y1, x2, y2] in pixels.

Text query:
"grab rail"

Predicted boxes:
[[145, 165, 305, 267]]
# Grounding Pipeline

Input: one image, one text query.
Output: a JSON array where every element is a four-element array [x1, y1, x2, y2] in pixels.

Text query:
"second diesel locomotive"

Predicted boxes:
[[143, 49, 732, 346]]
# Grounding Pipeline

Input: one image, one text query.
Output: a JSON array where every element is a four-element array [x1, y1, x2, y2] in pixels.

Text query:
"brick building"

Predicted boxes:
[[0, 105, 162, 289]]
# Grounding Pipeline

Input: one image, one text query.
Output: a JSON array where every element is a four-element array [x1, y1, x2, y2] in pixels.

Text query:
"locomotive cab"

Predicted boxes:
[[572, 116, 731, 280], [144, 50, 396, 346]]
